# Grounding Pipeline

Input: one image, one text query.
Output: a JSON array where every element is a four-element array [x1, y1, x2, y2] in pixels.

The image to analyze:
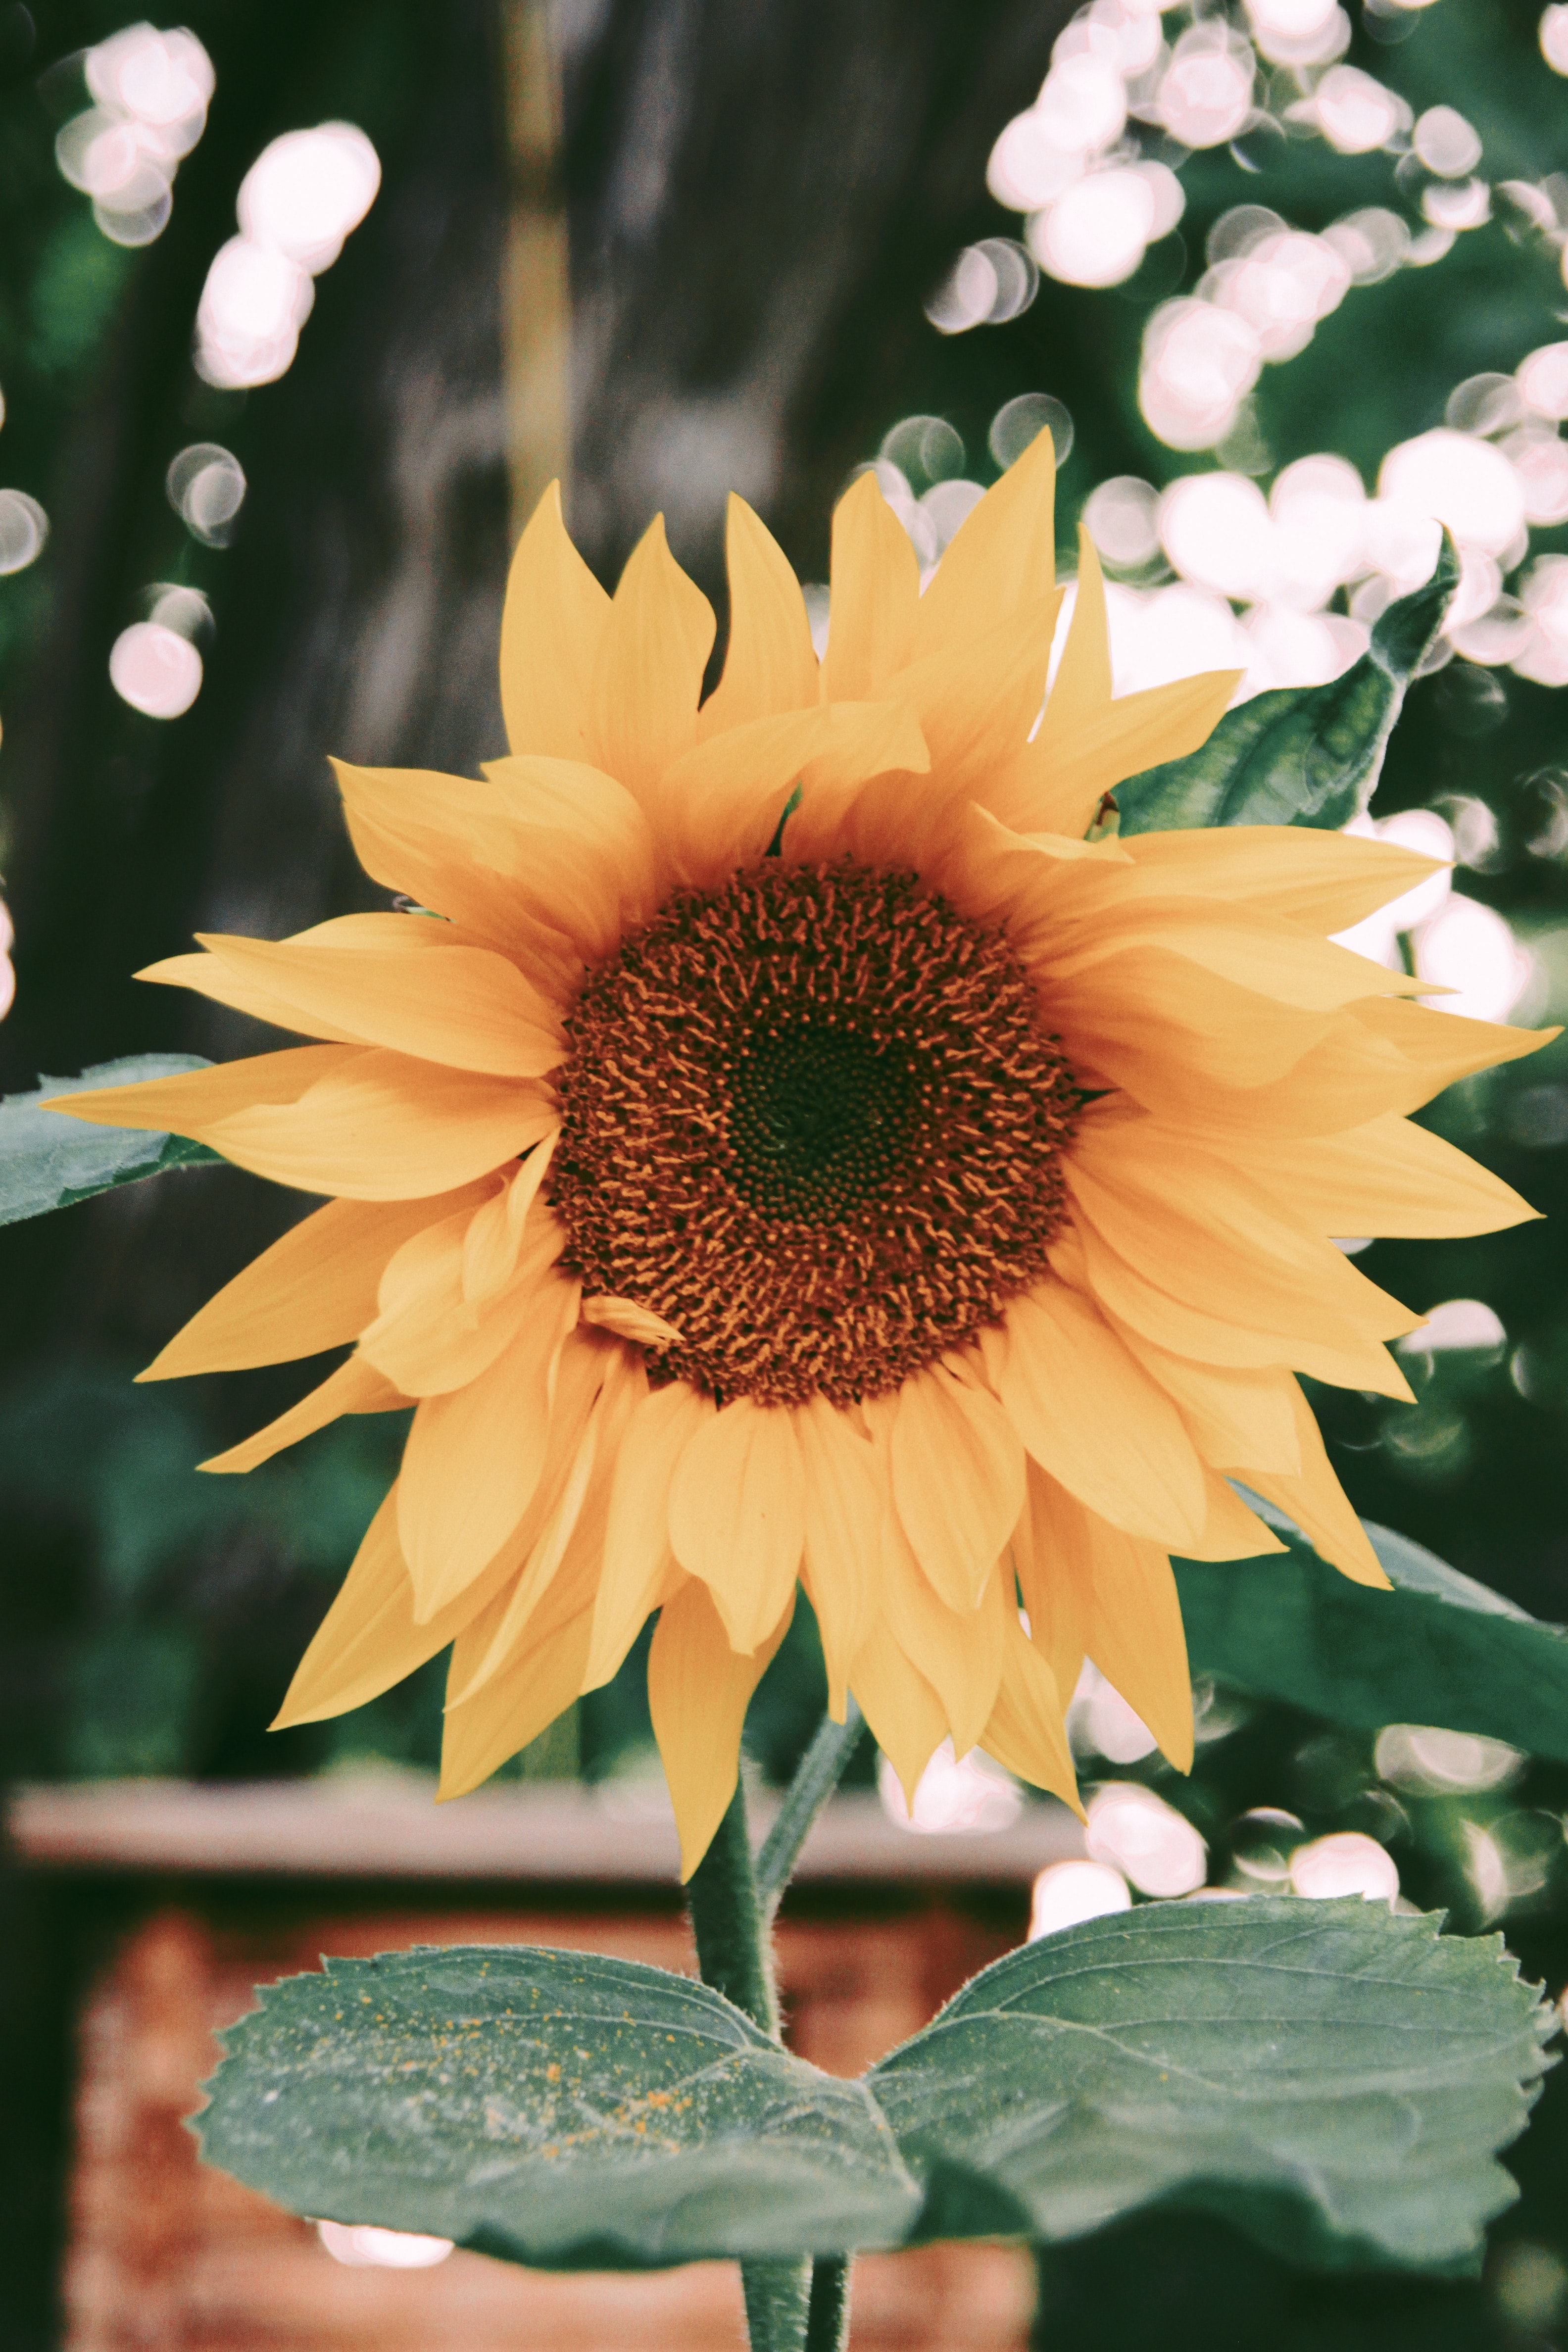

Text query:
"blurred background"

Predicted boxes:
[[4, 0, 1568, 2345]]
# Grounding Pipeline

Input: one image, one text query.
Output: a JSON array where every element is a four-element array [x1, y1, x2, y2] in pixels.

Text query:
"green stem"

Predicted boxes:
[[685, 1777, 777, 2038], [804, 2254, 851, 2351], [754, 1699, 865, 1916], [685, 1716, 868, 2352]]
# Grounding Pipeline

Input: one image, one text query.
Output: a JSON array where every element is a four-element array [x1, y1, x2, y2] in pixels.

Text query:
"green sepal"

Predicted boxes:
[[195, 1944, 921, 2272], [0, 1056, 225, 1226], [868, 1897, 1550, 2277], [1176, 1510, 1568, 1763], [1116, 533, 1460, 835]]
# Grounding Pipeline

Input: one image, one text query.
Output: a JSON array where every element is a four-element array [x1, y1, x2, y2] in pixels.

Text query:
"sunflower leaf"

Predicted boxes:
[[1114, 532, 1460, 836], [196, 1945, 921, 2271], [868, 1897, 1551, 2276], [1174, 1514, 1568, 1762], [0, 1057, 226, 1225]]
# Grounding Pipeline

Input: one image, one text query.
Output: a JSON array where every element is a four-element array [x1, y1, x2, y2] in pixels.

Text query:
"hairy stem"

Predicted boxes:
[[755, 1699, 866, 1916], [685, 1777, 777, 2037], [804, 2254, 851, 2351]]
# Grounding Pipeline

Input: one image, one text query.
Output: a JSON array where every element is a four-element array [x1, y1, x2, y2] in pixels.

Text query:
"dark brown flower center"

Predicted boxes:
[[549, 860, 1078, 1406]]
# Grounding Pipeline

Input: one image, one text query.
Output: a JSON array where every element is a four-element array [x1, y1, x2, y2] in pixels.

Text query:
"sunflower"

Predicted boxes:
[[52, 435, 1546, 1875]]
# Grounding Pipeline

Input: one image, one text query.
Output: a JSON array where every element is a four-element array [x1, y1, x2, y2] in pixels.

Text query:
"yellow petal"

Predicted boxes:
[[888, 1366, 1025, 1614], [200, 1352, 404, 1474], [584, 1379, 714, 1690], [581, 1296, 682, 1345], [330, 760, 538, 943], [1238, 1110, 1541, 1239], [850, 1630, 947, 1810], [981, 1617, 1079, 1810], [649, 1577, 794, 1880], [878, 1514, 1006, 1755], [1039, 1477, 1193, 1771], [1067, 1211, 1416, 1399], [1034, 528, 1111, 746], [271, 1488, 518, 1729], [1013, 1461, 1089, 1703], [587, 515, 715, 795], [1120, 824, 1444, 933], [1244, 1383, 1390, 1588], [652, 708, 829, 884], [44, 1044, 349, 1136], [698, 494, 819, 735], [396, 1267, 580, 1617], [438, 1606, 594, 1801], [139, 1190, 487, 1380], [667, 1397, 805, 1654], [499, 480, 611, 760], [462, 1133, 559, 1302], [882, 591, 1060, 798], [1181, 1472, 1287, 1562], [794, 1396, 882, 1718], [908, 421, 1057, 663], [360, 1203, 566, 1397], [822, 473, 920, 701], [987, 667, 1241, 839], [192, 934, 563, 1077], [200, 1051, 556, 1200], [1113, 1336, 1303, 1475], [997, 1280, 1208, 1545]]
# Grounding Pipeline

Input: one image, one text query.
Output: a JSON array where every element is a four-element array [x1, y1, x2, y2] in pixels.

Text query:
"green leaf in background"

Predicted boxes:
[[868, 1897, 1552, 2277], [0, 1056, 225, 1225], [1116, 534, 1460, 836], [196, 1945, 920, 2270], [1175, 1513, 1568, 1764]]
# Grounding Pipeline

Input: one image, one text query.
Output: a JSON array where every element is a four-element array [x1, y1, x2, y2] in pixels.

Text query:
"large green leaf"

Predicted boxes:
[[0, 1057, 224, 1225], [1116, 534, 1460, 835], [196, 1945, 920, 2270], [1175, 1513, 1568, 1762], [869, 1897, 1551, 2276]]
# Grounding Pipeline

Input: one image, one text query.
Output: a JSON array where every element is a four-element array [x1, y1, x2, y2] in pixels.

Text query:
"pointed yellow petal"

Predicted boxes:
[[136, 951, 363, 1041], [909, 421, 1057, 662], [580, 1296, 682, 1346], [849, 1630, 946, 1810], [1083, 1516, 1194, 1774], [1239, 1110, 1542, 1239], [200, 1352, 404, 1474], [44, 1044, 349, 1136], [794, 1396, 882, 1718], [140, 1192, 486, 1381], [271, 1488, 518, 1729], [438, 1607, 594, 1801], [1014, 1461, 1089, 1703], [698, 494, 819, 735], [1113, 1336, 1303, 1475], [1120, 825, 1444, 933], [889, 1367, 1026, 1613], [360, 1204, 565, 1397], [822, 473, 919, 701], [1041, 529, 1112, 740], [499, 480, 611, 760], [650, 1577, 794, 1880], [652, 708, 829, 885], [587, 515, 715, 795], [1181, 1472, 1287, 1562], [1244, 1383, 1390, 1588], [878, 1513, 1006, 1755], [988, 668, 1241, 838], [997, 1280, 1208, 1545], [200, 1051, 556, 1200], [668, 1397, 805, 1654], [396, 1267, 580, 1617], [882, 591, 1060, 798], [330, 761, 539, 944], [584, 1379, 714, 1690], [981, 1617, 1079, 1810], [192, 935, 563, 1078], [462, 1134, 559, 1303]]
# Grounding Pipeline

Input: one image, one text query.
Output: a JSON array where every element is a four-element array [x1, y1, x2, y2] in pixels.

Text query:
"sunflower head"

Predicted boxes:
[[51, 438, 1547, 1876]]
